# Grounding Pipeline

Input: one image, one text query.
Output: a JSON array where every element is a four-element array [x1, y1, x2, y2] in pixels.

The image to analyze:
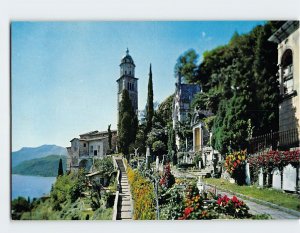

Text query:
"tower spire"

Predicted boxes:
[[149, 63, 152, 76], [126, 48, 129, 55]]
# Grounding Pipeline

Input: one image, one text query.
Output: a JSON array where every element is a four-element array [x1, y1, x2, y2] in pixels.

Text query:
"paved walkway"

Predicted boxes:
[[172, 168, 299, 219], [115, 158, 133, 220]]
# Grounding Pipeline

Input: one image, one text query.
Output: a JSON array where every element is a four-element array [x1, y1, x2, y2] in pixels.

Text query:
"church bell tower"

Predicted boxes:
[[117, 49, 138, 114]]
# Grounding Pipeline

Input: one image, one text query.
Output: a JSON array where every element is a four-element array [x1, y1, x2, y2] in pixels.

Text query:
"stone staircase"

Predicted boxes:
[[115, 158, 132, 220]]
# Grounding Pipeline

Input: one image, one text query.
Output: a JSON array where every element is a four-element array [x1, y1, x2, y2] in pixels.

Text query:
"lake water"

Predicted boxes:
[[12, 174, 56, 200]]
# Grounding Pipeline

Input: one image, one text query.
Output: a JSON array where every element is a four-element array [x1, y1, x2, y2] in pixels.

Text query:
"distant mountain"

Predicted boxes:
[[12, 145, 67, 167], [12, 155, 67, 177]]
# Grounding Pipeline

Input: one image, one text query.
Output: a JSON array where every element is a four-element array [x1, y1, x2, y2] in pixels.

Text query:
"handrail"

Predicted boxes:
[[112, 169, 120, 220]]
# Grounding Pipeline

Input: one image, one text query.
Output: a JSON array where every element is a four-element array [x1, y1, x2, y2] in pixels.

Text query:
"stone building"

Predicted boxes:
[[66, 130, 117, 172], [269, 21, 299, 147], [191, 108, 213, 152], [191, 108, 221, 169], [172, 74, 201, 149], [116, 49, 138, 114]]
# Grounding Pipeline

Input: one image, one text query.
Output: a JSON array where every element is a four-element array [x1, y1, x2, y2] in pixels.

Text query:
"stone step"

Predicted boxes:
[[120, 205, 131, 212]]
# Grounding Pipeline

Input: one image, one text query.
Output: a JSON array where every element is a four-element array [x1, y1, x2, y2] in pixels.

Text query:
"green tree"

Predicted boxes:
[[118, 89, 138, 156], [57, 158, 64, 177], [152, 140, 167, 159], [175, 49, 199, 83], [146, 64, 154, 134], [156, 94, 174, 126], [167, 125, 177, 165], [12, 197, 31, 219], [194, 22, 282, 154]]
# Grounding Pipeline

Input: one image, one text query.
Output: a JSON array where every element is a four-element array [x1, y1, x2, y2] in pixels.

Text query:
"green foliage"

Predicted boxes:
[[174, 49, 199, 83], [118, 89, 138, 156], [132, 123, 147, 155], [12, 155, 67, 177], [156, 94, 174, 126], [11, 196, 31, 219], [93, 156, 114, 181], [194, 22, 281, 154], [50, 170, 85, 211], [167, 126, 177, 165], [160, 185, 185, 220], [193, 152, 203, 168], [152, 140, 167, 157], [57, 158, 64, 177], [146, 64, 154, 133]]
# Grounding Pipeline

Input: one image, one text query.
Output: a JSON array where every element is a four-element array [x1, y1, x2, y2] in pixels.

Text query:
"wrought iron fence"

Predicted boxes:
[[248, 128, 300, 155]]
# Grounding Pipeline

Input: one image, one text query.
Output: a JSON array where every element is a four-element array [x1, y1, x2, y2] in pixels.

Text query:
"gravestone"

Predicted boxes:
[[272, 167, 281, 190], [283, 164, 297, 192], [146, 147, 151, 169], [258, 168, 264, 187], [245, 162, 251, 185], [155, 156, 159, 171]]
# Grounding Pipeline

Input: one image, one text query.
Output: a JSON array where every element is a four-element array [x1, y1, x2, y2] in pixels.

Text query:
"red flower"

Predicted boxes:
[[232, 196, 238, 203]]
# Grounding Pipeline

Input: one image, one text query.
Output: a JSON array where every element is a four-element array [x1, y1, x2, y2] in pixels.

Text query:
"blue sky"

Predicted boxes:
[[12, 21, 264, 151]]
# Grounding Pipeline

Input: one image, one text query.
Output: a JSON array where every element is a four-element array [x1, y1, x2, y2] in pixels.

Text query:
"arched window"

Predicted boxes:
[[281, 49, 293, 95], [132, 83, 134, 91]]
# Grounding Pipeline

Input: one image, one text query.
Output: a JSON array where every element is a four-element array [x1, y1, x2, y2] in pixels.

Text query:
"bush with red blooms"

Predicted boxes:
[[214, 195, 250, 218], [159, 163, 175, 189], [177, 183, 250, 220], [178, 184, 217, 220], [248, 150, 300, 171]]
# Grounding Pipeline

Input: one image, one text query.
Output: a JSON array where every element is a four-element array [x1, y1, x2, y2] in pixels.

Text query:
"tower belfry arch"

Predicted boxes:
[[116, 49, 139, 114]]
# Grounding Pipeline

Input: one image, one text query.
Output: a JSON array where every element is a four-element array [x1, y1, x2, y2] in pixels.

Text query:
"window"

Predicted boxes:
[[127, 82, 129, 90], [83, 143, 86, 147], [281, 49, 294, 96], [132, 83, 134, 91], [98, 145, 100, 153], [94, 150, 97, 156], [125, 70, 127, 75], [90, 146, 93, 154]]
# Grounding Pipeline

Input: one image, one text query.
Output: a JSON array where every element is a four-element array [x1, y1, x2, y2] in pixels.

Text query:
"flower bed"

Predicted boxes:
[[127, 167, 155, 220], [177, 183, 250, 220], [160, 181, 251, 220]]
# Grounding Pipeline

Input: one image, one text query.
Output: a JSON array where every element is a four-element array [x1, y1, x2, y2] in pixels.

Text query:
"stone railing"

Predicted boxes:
[[112, 169, 120, 220]]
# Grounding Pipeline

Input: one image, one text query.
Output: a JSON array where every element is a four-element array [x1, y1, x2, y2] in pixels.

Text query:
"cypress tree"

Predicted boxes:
[[146, 64, 154, 134], [57, 158, 63, 177], [167, 126, 177, 165], [118, 89, 138, 156]]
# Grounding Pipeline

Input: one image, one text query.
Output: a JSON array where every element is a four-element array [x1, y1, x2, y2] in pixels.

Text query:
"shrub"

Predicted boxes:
[[215, 195, 250, 218], [224, 150, 246, 185], [160, 185, 185, 220], [127, 167, 155, 220], [159, 163, 175, 189]]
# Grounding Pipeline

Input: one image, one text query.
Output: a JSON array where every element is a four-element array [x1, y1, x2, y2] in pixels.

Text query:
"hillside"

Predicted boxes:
[[12, 155, 67, 177], [12, 145, 67, 167]]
